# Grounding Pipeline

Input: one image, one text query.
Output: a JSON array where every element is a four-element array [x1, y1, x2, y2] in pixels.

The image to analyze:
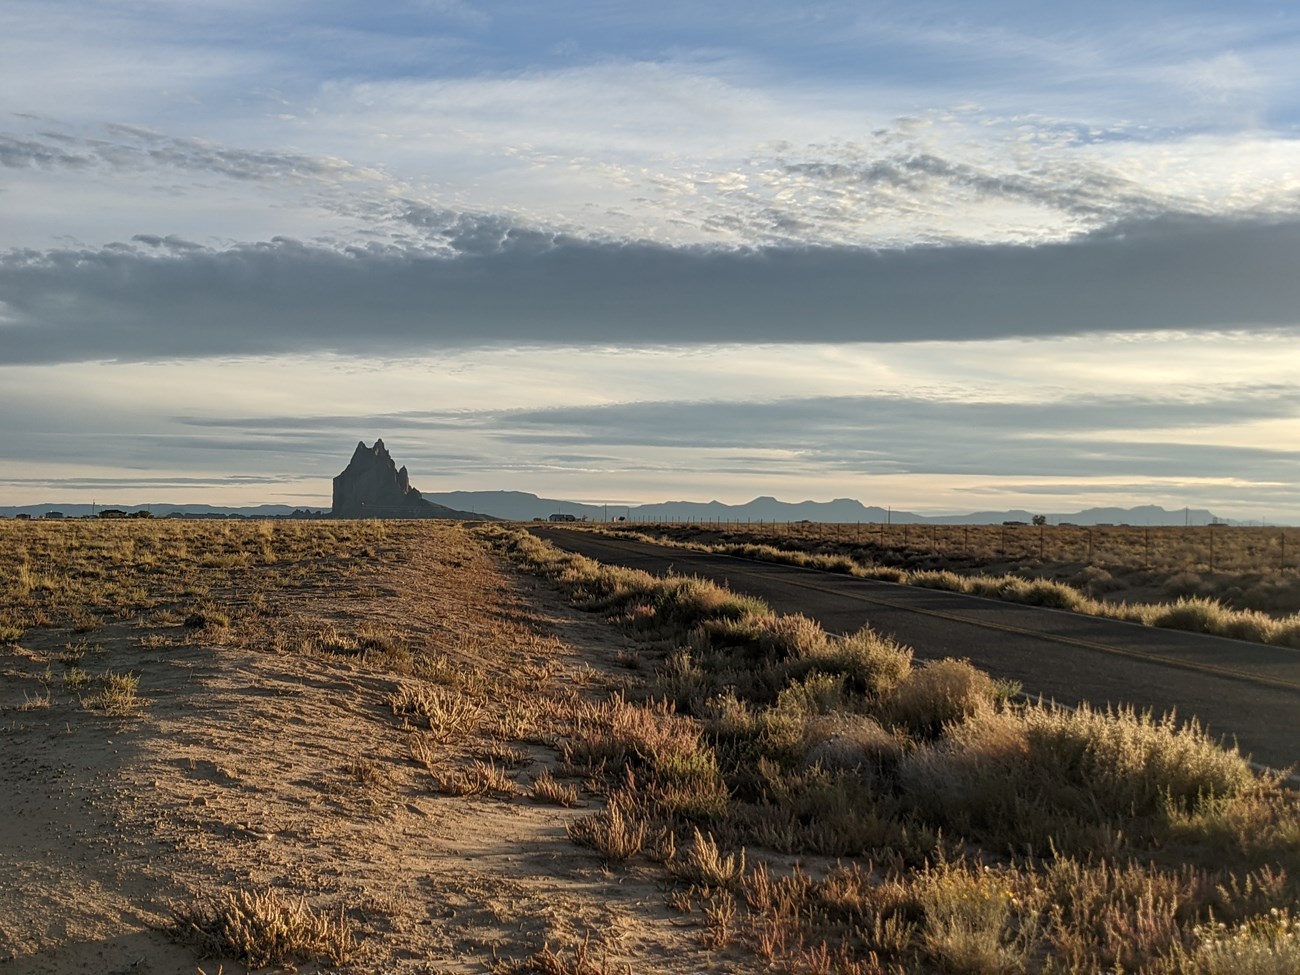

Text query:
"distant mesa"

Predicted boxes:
[[330, 439, 486, 520]]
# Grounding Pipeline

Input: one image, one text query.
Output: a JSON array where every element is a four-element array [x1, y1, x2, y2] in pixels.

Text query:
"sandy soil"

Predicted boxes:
[[0, 524, 736, 974]]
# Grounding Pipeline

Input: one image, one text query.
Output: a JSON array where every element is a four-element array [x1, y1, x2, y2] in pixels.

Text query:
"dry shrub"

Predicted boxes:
[[1149, 595, 1282, 643], [1188, 909, 1300, 974], [701, 890, 738, 949], [481, 738, 532, 767], [744, 763, 907, 856], [916, 861, 1035, 974], [431, 759, 521, 797], [1273, 616, 1300, 650], [1021, 703, 1255, 817], [567, 794, 647, 863], [654, 575, 769, 627], [1038, 857, 1213, 970], [170, 887, 355, 968], [909, 570, 969, 593], [389, 682, 479, 741], [501, 931, 630, 975], [654, 650, 708, 709], [695, 612, 828, 664], [566, 695, 703, 770], [899, 703, 1265, 856], [803, 713, 903, 774], [775, 671, 849, 715], [897, 710, 1040, 846], [792, 626, 913, 700], [887, 658, 996, 738], [667, 827, 746, 890], [530, 769, 581, 806]]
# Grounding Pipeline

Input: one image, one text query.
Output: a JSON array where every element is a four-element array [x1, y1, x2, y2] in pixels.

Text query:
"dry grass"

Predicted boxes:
[[6, 516, 1296, 973], [667, 827, 746, 890], [588, 523, 1300, 648], [489, 525, 1300, 975], [566, 794, 648, 863], [430, 758, 523, 797], [80, 670, 143, 715], [0, 519, 667, 972], [389, 682, 481, 740], [497, 932, 632, 975], [170, 887, 355, 968], [531, 768, 582, 806]]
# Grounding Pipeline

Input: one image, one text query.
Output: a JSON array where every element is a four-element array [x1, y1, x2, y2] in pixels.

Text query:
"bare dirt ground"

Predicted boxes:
[[0, 522, 738, 974]]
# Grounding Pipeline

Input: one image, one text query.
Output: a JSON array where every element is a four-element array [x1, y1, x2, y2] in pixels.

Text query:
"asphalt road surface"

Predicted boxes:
[[532, 527, 1300, 779]]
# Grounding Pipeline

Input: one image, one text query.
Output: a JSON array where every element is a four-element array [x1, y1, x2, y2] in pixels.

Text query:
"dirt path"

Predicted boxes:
[[0, 523, 733, 974]]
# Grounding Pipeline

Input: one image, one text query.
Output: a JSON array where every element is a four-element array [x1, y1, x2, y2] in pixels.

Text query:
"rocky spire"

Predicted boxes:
[[331, 439, 427, 517]]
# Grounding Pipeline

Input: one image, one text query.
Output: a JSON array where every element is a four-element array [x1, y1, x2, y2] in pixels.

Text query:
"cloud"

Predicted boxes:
[[162, 382, 1300, 484], [0, 128, 380, 185], [3, 212, 1300, 364]]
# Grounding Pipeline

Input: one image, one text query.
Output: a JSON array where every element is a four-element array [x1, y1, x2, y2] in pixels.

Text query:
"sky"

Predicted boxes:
[[2, 1, 1299, 519]]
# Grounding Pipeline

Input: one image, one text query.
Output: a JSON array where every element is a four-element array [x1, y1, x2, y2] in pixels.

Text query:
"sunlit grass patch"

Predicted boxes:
[[170, 887, 355, 969], [81, 670, 142, 715]]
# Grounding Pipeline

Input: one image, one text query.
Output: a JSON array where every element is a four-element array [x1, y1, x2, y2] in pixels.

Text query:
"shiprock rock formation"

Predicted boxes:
[[331, 440, 484, 520]]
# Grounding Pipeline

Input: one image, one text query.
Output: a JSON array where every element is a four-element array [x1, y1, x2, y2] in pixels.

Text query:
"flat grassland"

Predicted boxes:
[[3, 520, 1299, 974], [592, 522, 1300, 646]]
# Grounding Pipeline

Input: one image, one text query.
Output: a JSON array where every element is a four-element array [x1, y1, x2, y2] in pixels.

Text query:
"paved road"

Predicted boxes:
[[532, 527, 1300, 777]]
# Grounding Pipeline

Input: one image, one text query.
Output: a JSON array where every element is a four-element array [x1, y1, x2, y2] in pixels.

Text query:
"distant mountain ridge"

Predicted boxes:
[[424, 492, 1236, 526], [0, 495, 1251, 525]]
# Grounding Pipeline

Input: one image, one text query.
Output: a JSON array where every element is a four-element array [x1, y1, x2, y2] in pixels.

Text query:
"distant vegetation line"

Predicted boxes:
[[585, 525, 1300, 650]]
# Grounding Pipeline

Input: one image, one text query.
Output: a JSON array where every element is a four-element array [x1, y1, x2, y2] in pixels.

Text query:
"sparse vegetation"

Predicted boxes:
[[488, 524, 1300, 974], [585, 523, 1300, 648], [5, 515, 1297, 973], [81, 669, 143, 715]]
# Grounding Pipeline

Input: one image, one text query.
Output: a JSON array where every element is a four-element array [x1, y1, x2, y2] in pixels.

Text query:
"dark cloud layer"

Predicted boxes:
[[2, 213, 1299, 363]]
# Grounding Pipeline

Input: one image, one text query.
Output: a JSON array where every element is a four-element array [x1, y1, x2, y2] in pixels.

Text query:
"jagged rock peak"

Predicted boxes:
[[332, 439, 427, 518]]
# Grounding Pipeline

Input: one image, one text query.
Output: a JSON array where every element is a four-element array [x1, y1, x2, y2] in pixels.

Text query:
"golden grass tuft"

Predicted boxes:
[[530, 769, 582, 806], [170, 887, 355, 968], [566, 794, 647, 863], [667, 827, 747, 890]]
